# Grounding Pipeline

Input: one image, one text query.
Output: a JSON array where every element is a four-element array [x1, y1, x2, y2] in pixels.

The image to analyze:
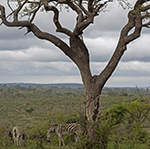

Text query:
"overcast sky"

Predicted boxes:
[[0, 0, 150, 87]]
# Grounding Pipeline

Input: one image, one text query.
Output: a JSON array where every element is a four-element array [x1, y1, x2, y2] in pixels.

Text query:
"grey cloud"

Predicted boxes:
[[0, 26, 36, 50], [0, 39, 30, 50], [84, 1, 150, 38], [30, 61, 79, 76], [0, 47, 70, 62], [0, 33, 149, 65], [91, 61, 150, 77], [122, 35, 150, 62], [85, 37, 118, 62], [0, 61, 79, 76], [85, 33, 150, 63], [0, 31, 69, 52], [105, 76, 150, 87], [0, 26, 29, 40], [0, 0, 150, 86], [0, 75, 82, 84], [84, 3, 128, 38]]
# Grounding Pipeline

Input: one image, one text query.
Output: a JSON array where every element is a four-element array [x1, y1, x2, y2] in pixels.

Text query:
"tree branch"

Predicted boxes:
[[96, 0, 150, 88], [72, 0, 108, 36], [66, 0, 85, 26], [0, 3, 75, 60], [88, 0, 94, 13], [42, 0, 72, 36], [66, 0, 91, 36], [30, 5, 41, 22], [73, 13, 95, 35], [93, 1, 108, 15], [13, 0, 28, 21], [7, 0, 14, 12]]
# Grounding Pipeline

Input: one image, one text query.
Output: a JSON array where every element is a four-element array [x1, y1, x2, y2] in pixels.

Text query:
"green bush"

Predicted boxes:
[[28, 120, 48, 148]]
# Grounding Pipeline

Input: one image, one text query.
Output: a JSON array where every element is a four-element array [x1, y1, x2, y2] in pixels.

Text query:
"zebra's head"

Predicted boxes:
[[47, 124, 58, 142]]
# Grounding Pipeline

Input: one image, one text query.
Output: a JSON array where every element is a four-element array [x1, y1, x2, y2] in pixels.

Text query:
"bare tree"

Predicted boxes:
[[0, 0, 150, 142]]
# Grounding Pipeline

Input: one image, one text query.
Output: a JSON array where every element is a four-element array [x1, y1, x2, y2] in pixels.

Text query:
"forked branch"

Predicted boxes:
[[96, 0, 150, 89], [42, 0, 72, 36]]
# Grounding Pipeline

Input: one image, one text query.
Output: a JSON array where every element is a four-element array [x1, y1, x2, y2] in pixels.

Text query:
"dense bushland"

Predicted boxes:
[[0, 84, 150, 148]]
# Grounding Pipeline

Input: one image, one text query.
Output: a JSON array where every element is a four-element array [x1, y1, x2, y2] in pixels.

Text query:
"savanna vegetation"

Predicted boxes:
[[1, 1, 150, 144], [0, 84, 150, 149]]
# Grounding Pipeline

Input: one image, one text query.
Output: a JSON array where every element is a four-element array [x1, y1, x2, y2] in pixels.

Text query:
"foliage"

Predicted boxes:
[[28, 120, 48, 148], [90, 102, 127, 149], [77, 96, 150, 149], [0, 85, 150, 148], [0, 84, 85, 128], [125, 98, 150, 127]]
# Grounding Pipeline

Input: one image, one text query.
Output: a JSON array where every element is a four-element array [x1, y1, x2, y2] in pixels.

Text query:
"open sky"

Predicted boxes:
[[0, 0, 150, 87]]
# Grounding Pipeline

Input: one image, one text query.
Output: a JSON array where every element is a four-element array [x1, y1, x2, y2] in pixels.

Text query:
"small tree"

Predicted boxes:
[[0, 0, 150, 144]]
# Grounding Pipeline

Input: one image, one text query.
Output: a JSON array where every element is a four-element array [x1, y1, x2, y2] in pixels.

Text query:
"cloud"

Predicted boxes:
[[85, 37, 118, 62], [0, 0, 150, 87], [30, 61, 78, 75], [0, 60, 79, 76], [0, 74, 82, 84], [84, 2, 128, 38], [124, 34, 150, 62], [84, 34, 150, 62], [91, 61, 150, 77], [0, 46, 70, 62], [105, 76, 150, 87]]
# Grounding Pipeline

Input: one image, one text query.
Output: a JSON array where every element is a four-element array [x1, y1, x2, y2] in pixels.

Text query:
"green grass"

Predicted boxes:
[[1, 85, 150, 148]]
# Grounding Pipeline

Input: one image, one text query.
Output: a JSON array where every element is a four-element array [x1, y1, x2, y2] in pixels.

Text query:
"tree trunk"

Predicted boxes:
[[69, 34, 126, 146], [69, 35, 103, 145], [85, 84, 102, 142]]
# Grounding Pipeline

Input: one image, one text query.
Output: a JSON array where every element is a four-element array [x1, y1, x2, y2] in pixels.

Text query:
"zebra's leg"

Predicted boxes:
[[57, 133, 62, 148], [61, 136, 65, 147], [23, 138, 25, 146], [13, 132, 16, 146], [58, 134, 65, 147], [16, 135, 20, 146], [74, 134, 79, 143], [58, 136, 62, 148], [19, 136, 22, 147], [13, 138, 16, 146], [14, 137, 17, 146]]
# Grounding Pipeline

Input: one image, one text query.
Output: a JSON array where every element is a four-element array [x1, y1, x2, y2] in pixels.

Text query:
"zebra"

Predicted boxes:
[[12, 126, 27, 147], [0, 125, 13, 146], [47, 123, 81, 147]]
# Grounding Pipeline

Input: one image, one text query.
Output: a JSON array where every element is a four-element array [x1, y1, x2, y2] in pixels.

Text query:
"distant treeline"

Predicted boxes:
[[0, 83, 84, 88], [0, 83, 149, 97]]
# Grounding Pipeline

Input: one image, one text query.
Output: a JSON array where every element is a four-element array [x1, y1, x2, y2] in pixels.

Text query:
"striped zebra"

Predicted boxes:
[[12, 126, 27, 147], [47, 123, 81, 147]]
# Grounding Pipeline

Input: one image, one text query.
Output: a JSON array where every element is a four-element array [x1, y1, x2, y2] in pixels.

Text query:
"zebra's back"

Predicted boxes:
[[56, 123, 81, 135]]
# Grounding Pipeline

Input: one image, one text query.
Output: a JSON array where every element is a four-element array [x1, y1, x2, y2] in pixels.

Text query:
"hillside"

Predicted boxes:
[[0, 85, 150, 148], [0, 84, 149, 128]]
